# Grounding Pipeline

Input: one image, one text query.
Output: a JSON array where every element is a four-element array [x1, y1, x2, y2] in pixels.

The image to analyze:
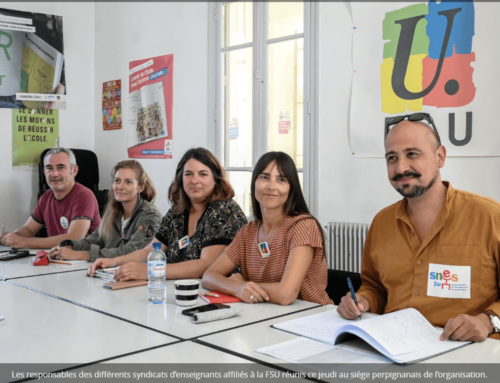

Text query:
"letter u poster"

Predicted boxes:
[[127, 54, 173, 159], [350, 1, 498, 157]]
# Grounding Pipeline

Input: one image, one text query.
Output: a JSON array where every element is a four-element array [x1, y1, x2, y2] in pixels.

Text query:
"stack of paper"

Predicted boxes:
[[94, 267, 119, 282]]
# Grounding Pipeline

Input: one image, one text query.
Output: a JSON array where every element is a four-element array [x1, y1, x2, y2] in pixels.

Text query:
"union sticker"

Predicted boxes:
[[60, 216, 69, 230], [427, 263, 471, 299]]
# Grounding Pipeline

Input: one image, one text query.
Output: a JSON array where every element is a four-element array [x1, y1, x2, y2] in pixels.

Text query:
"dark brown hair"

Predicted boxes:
[[168, 148, 234, 214], [99, 160, 156, 240], [251, 151, 325, 251]]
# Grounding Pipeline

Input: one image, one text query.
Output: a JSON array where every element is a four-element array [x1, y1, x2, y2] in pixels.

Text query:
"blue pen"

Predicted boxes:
[[347, 277, 361, 320]]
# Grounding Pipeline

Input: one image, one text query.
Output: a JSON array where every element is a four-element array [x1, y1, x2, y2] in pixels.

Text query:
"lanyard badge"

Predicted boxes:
[[178, 235, 190, 249], [258, 242, 270, 258]]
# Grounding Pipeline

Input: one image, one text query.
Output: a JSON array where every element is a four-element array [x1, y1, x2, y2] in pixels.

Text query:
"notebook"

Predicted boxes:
[[272, 308, 471, 364], [103, 280, 148, 290], [47, 255, 87, 265]]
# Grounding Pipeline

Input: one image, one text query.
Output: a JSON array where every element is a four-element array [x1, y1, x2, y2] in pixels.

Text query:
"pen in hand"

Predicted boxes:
[[347, 277, 361, 320]]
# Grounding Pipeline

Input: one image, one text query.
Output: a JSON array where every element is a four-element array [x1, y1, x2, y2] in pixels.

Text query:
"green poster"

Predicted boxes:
[[12, 109, 59, 167]]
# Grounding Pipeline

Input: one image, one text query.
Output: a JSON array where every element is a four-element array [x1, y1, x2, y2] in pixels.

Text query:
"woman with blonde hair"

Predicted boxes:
[[50, 160, 162, 261], [88, 147, 247, 281]]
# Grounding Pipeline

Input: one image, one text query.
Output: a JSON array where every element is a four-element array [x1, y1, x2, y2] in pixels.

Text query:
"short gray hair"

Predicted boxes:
[[44, 147, 77, 168]]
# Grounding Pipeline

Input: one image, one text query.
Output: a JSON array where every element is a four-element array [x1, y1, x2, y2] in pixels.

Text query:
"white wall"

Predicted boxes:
[[93, 2, 209, 216], [0, 2, 94, 230], [3, 2, 500, 232], [317, 2, 500, 227]]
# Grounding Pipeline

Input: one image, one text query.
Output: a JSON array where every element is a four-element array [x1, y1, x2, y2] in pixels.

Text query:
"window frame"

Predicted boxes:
[[207, 1, 319, 216]]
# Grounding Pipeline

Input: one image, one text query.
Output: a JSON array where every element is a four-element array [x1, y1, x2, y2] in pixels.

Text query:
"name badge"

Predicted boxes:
[[258, 242, 270, 258], [427, 263, 471, 299], [60, 216, 69, 230], [178, 236, 189, 249]]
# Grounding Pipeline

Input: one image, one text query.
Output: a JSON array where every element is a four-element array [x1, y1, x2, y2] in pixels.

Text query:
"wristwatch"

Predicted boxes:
[[485, 310, 500, 333]]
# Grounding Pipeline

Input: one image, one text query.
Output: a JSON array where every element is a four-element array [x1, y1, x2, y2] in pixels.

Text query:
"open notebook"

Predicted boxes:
[[272, 308, 470, 364]]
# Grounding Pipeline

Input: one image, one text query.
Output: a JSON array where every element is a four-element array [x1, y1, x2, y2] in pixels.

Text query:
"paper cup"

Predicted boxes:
[[174, 280, 199, 307]]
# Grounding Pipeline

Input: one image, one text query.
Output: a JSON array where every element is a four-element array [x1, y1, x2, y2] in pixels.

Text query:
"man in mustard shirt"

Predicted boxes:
[[337, 113, 500, 342]]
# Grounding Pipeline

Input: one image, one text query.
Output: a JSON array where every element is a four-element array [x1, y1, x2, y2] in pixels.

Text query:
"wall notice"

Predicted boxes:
[[278, 111, 290, 134], [12, 108, 59, 166], [102, 79, 122, 130], [128, 54, 173, 159]]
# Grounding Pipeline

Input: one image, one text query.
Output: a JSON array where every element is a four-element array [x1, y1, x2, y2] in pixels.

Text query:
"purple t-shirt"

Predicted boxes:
[[31, 183, 101, 237]]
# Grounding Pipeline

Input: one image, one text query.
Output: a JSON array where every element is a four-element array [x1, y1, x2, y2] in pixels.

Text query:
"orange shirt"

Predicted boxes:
[[358, 182, 500, 339], [226, 215, 333, 306]]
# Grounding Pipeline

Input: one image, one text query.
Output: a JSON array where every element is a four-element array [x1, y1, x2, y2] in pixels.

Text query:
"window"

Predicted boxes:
[[208, 1, 319, 217]]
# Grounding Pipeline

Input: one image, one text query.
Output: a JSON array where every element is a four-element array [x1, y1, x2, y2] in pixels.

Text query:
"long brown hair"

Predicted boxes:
[[251, 151, 325, 252], [99, 160, 156, 241], [168, 148, 234, 214]]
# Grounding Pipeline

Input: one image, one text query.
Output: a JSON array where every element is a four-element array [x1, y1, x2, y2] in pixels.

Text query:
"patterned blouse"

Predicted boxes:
[[154, 198, 247, 263]]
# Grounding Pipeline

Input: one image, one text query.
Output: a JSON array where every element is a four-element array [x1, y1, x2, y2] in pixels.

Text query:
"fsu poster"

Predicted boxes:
[[128, 54, 173, 159], [102, 79, 122, 130], [350, 1, 499, 157]]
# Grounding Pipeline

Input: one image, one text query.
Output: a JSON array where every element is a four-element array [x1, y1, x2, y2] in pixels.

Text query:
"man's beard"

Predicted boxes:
[[393, 171, 438, 198]]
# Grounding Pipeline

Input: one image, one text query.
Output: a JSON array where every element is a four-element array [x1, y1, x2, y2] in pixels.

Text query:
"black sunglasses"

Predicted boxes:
[[385, 113, 441, 146]]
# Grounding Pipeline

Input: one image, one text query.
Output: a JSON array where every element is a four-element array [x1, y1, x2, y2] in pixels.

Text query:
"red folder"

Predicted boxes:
[[199, 291, 242, 304]]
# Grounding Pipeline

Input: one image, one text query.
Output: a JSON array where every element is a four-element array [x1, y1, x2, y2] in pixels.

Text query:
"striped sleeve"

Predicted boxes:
[[225, 225, 248, 267], [287, 218, 323, 252]]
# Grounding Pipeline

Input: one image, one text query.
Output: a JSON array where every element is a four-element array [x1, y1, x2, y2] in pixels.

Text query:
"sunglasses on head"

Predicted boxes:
[[385, 113, 441, 146]]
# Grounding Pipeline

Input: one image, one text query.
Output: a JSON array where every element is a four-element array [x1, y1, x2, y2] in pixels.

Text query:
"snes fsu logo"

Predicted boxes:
[[427, 263, 471, 299]]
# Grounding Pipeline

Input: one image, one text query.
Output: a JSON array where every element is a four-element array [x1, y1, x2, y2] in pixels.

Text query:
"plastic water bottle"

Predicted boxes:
[[148, 242, 166, 303]]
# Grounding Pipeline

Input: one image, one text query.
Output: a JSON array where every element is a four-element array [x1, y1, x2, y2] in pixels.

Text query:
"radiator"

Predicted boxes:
[[326, 222, 370, 272]]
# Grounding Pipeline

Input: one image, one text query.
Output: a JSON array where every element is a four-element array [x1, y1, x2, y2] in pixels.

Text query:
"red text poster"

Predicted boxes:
[[102, 79, 122, 130], [127, 55, 173, 159], [278, 111, 290, 134]]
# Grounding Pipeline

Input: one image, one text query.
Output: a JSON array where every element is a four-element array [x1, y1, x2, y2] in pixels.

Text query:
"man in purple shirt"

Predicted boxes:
[[0, 147, 101, 249]]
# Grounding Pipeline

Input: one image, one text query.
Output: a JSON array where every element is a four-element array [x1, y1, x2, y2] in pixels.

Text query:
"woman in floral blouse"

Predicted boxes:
[[88, 148, 247, 281]]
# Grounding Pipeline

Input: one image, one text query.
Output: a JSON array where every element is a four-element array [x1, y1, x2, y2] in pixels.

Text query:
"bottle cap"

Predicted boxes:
[[152, 242, 162, 251]]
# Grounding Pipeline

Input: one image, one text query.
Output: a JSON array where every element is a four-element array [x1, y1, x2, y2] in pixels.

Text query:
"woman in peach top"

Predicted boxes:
[[203, 152, 332, 306]]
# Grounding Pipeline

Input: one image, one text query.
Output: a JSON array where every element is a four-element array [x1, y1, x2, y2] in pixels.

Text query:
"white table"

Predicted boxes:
[[92, 341, 308, 382], [198, 305, 500, 365], [0, 281, 177, 364], [108, 340, 253, 363], [199, 305, 336, 366], [10, 271, 320, 339], [0, 249, 90, 279]]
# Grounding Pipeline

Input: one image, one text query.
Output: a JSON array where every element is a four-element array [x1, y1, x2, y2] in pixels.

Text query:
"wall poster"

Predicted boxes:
[[350, 0, 498, 157], [128, 54, 173, 159], [0, 8, 66, 110], [102, 79, 122, 130], [12, 108, 59, 166]]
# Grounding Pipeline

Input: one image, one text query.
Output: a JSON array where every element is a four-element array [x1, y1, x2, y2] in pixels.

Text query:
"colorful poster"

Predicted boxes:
[[12, 108, 59, 166], [0, 8, 66, 110], [102, 80, 122, 130], [278, 111, 291, 134], [350, 1, 498, 157], [128, 55, 173, 159]]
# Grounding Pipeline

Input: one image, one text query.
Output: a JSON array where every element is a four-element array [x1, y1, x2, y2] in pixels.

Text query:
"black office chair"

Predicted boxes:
[[326, 269, 363, 305], [36, 148, 109, 237]]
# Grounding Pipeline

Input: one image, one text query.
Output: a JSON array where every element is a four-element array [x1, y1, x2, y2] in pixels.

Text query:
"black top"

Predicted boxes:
[[155, 198, 247, 263]]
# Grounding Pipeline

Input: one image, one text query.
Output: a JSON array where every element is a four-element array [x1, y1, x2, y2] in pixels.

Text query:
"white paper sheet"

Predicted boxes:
[[256, 337, 391, 364]]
